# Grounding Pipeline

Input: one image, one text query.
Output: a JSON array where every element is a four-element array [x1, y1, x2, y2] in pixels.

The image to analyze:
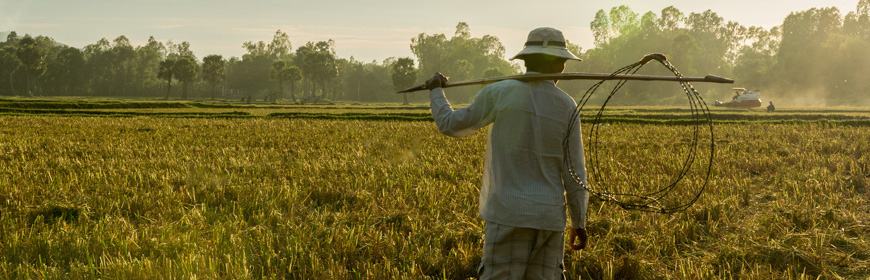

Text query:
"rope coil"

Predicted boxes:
[[564, 53, 715, 214]]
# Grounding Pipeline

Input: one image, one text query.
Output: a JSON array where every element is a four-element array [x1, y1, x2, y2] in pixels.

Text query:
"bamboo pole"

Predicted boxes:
[[397, 73, 734, 93]]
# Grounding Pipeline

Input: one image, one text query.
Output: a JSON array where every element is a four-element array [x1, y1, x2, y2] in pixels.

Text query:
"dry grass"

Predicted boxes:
[[0, 113, 868, 279]]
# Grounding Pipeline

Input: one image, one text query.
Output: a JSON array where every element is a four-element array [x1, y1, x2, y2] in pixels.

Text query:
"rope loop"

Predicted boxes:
[[564, 53, 715, 214]]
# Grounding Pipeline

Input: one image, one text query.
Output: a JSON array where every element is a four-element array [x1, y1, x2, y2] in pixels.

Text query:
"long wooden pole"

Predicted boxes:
[[396, 73, 734, 93]]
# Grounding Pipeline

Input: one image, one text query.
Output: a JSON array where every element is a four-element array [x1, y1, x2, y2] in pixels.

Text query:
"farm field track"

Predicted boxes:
[[0, 100, 868, 279], [1, 99, 869, 123]]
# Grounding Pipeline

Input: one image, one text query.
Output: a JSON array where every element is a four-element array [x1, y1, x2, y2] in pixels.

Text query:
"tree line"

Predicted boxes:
[[557, 1, 870, 106], [0, 23, 514, 105], [1, 1, 869, 106], [0, 30, 379, 103]]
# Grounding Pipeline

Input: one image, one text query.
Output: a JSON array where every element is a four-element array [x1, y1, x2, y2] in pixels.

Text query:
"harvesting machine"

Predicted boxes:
[[714, 88, 762, 108]]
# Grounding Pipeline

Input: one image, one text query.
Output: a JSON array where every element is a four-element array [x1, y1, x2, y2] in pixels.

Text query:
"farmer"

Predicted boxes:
[[767, 101, 775, 112], [425, 27, 589, 279]]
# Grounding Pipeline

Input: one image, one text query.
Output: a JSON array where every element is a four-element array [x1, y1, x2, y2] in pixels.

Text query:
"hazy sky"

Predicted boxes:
[[0, 0, 861, 63]]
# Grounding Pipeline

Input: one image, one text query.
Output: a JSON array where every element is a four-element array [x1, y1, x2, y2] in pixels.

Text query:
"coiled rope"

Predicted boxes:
[[564, 53, 715, 214]]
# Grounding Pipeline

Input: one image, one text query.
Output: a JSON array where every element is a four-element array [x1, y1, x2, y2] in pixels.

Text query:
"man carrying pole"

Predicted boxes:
[[424, 27, 589, 279]]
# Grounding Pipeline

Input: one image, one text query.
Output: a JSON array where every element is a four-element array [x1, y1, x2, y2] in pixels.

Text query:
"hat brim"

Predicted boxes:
[[511, 46, 582, 61]]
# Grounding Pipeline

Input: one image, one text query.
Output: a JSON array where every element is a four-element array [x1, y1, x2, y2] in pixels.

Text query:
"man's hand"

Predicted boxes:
[[425, 72, 449, 90], [568, 228, 587, 251]]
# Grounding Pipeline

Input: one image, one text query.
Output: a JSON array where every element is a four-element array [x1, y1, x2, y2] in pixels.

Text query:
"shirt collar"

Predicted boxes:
[[524, 71, 556, 85]]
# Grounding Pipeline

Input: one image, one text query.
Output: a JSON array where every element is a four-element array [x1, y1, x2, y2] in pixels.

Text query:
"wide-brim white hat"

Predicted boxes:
[[511, 27, 582, 61]]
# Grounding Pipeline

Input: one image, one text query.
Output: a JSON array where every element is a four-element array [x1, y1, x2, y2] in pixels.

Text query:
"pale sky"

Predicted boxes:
[[0, 0, 860, 63]]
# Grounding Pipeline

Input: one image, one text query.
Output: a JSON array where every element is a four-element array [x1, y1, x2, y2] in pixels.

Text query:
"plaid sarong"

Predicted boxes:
[[478, 221, 566, 280]]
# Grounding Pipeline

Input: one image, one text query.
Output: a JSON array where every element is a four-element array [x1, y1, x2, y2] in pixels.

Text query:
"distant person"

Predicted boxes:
[[732, 89, 743, 101], [767, 101, 775, 112], [425, 27, 589, 279]]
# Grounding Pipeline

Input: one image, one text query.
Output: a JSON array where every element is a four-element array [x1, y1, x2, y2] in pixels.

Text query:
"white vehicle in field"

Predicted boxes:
[[715, 88, 762, 108]]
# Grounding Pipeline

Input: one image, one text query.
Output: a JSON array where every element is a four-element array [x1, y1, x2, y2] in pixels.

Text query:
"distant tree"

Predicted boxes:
[[109, 35, 137, 96], [483, 67, 502, 78], [295, 44, 315, 101], [268, 30, 293, 59], [591, 10, 613, 47], [844, 0, 870, 39], [242, 40, 268, 57], [335, 57, 394, 103], [15, 35, 46, 96], [732, 26, 779, 90], [0, 45, 19, 95], [83, 38, 113, 95], [296, 40, 338, 102], [659, 6, 685, 30], [174, 56, 197, 100], [451, 59, 472, 81], [639, 11, 661, 33], [5, 31, 19, 44], [44, 46, 85, 95], [411, 22, 516, 101], [286, 66, 302, 103], [410, 32, 447, 81], [609, 5, 640, 37], [168, 41, 196, 60], [158, 58, 176, 100], [144, 36, 167, 57], [391, 57, 417, 105], [135, 37, 165, 97], [227, 46, 271, 102], [269, 60, 292, 101], [777, 7, 843, 101], [202, 54, 226, 99]]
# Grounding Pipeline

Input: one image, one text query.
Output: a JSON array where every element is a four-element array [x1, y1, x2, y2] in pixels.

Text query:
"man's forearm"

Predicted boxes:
[[567, 188, 589, 229]]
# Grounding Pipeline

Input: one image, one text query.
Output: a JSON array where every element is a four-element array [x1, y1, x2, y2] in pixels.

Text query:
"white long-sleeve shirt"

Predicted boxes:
[[429, 73, 590, 231]]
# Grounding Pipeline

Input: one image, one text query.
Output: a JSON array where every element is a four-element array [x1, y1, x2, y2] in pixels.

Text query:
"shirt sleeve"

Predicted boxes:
[[564, 114, 590, 229], [429, 87, 496, 138]]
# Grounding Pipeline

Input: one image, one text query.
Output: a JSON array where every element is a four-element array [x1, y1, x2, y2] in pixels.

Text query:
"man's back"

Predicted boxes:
[[481, 79, 583, 231], [429, 76, 586, 232]]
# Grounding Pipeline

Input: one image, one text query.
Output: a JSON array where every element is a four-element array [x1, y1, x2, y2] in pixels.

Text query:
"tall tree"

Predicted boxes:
[[483, 67, 503, 78], [15, 35, 46, 96], [295, 40, 338, 102], [135, 37, 165, 97], [109, 35, 136, 96], [733, 26, 779, 89], [174, 56, 197, 100], [315, 40, 339, 100], [411, 22, 516, 102], [83, 38, 112, 96], [228, 31, 290, 103], [158, 58, 176, 100], [286, 66, 302, 103], [610, 5, 640, 38], [228, 45, 271, 102], [168, 41, 196, 60], [44, 46, 85, 95], [269, 60, 292, 101], [202, 55, 226, 100], [844, 0, 870, 39], [0, 45, 19, 95], [410, 32, 447, 81], [591, 10, 614, 46], [659, 6, 685, 31], [268, 30, 293, 59], [391, 57, 418, 105], [5, 31, 19, 44], [777, 7, 843, 103]]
